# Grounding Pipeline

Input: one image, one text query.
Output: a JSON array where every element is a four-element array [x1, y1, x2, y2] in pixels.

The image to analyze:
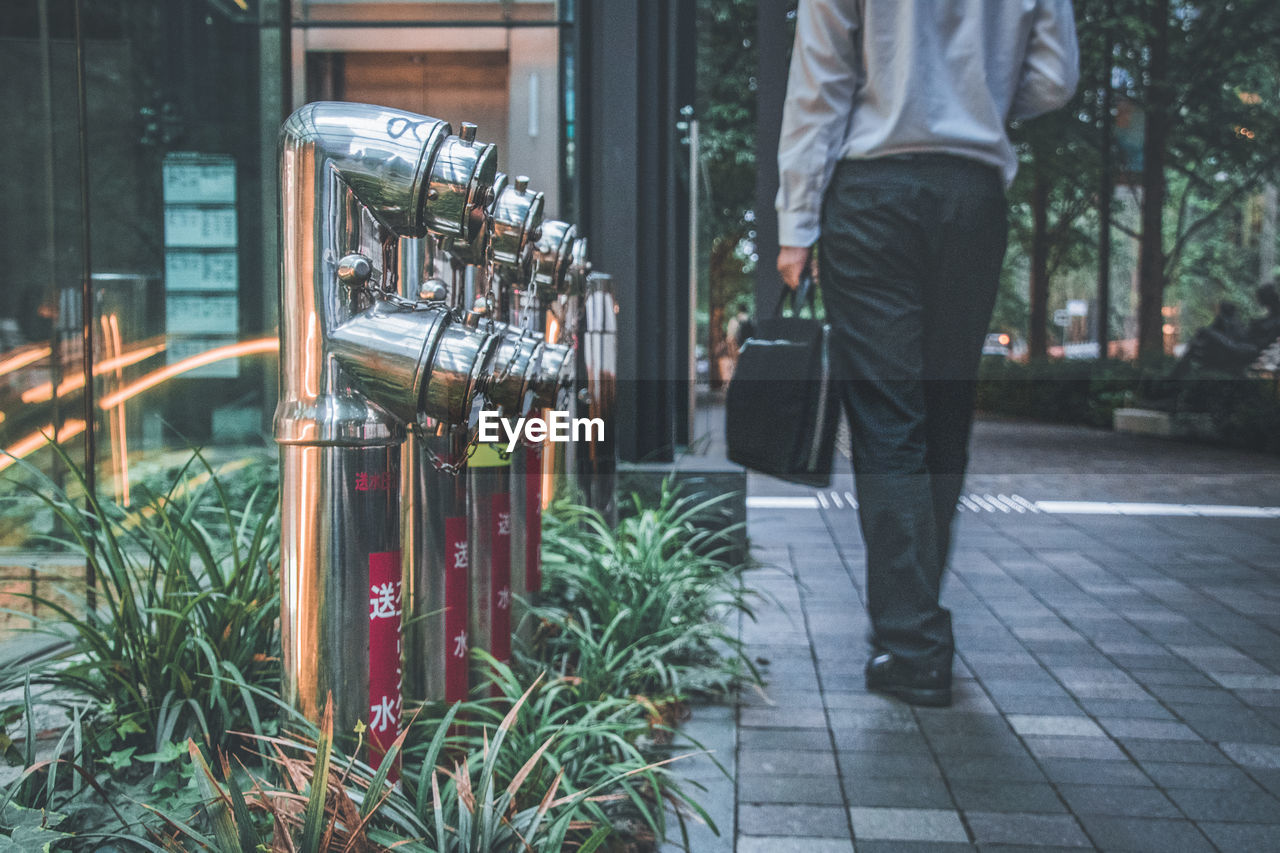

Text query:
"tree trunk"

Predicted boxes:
[[1029, 160, 1051, 360], [1261, 184, 1277, 285], [1137, 0, 1171, 360], [1097, 0, 1114, 360]]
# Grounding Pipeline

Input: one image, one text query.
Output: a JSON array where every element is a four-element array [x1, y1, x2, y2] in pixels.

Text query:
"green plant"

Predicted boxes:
[[0, 678, 190, 850], [534, 484, 757, 705], [413, 654, 715, 849], [408, 673, 694, 853], [148, 694, 423, 852], [0, 464, 745, 851], [2, 443, 280, 752]]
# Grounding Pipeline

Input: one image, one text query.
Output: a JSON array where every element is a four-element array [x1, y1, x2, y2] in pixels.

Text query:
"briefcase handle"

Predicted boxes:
[[773, 268, 816, 318]]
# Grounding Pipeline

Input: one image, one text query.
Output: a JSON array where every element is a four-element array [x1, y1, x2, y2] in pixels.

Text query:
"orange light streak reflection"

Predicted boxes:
[[97, 337, 278, 410], [0, 345, 53, 379], [1, 337, 278, 477], [0, 420, 87, 474], [20, 343, 166, 404]]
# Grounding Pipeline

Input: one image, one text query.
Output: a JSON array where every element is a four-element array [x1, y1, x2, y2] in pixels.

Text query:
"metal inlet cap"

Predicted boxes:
[[531, 341, 576, 411], [532, 220, 578, 299], [491, 174, 545, 283], [483, 323, 545, 416]]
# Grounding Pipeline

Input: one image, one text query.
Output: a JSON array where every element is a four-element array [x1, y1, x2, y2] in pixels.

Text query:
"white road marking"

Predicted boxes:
[[983, 493, 1012, 513], [1030, 501, 1280, 518], [746, 495, 1280, 519], [746, 496, 821, 510]]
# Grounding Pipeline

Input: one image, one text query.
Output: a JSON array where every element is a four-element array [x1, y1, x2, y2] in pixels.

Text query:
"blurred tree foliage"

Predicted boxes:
[[695, 0, 763, 386], [1004, 0, 1280, 359], [697, 1, 1280, 369], [1113, 0, 1280, 358]]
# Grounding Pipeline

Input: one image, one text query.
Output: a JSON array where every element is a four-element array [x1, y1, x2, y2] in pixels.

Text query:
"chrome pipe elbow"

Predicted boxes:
[[274, 102, 499, 446]]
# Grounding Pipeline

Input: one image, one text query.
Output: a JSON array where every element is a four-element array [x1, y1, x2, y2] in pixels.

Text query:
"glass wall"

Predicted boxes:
[[0, 0, 280, 635], [0, 0, 576, 638]]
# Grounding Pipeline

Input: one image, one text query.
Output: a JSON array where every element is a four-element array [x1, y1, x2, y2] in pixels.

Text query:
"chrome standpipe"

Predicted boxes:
[[400, 232, 474, 706], [530, 220, 583, 514], [275, 103, 496, 753], [489, 176, 548, 630], [581, 271, 619, 520]]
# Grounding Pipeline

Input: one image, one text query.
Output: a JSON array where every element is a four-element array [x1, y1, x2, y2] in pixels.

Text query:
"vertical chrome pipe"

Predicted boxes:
[[275, 102, 495, 748], [403, 418, 473, 704], [581, 272, 619, 521], [531, 220, 580, 516], [546, 237, 591, 503]]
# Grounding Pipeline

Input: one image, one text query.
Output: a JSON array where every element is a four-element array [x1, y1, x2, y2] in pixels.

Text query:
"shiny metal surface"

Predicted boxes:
[[275, 101, 496, 447], [420, 320, 498, 429], [402, 428, 469, 703], [527, 224, 581, 507], [530, 341, 576, 412], [281, 445, 400, 732], [581, 272, 619, 518], [532, 220, 578, 297], [329, 299, 452, 426], [467, 460, 512, 666], [400, 229, 473, 705], [491, 175, 545, 287], [508, 437, 531, 637], [425, 133, 497, 244], [485, 323, 544, 416], [275, 101, 499, 732]]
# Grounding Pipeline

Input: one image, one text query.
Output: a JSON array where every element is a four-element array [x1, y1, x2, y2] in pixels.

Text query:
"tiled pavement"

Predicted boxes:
[[673, 417, 1280, 852]]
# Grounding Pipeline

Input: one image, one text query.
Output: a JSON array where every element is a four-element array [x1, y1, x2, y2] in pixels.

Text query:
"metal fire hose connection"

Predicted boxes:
[[399, 230, 482, 707], [492, 174, 545, 294], [526, 220, 582, 514], [541, 236, 591, 499], [275, 102, 497, 750], [460, 172, 548, 673], [485, 176, 555, 635]]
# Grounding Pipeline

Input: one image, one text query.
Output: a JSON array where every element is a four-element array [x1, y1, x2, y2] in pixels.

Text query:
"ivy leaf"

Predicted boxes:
[[104, 746, 137, 771], [0, 804, 70, 853], [9, 825, 72, 852], [0, 802, 64, 830], [114, 719, 144, 738], [135, 740, 187, 764]]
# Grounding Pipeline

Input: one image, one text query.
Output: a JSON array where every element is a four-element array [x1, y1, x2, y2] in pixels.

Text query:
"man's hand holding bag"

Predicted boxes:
[[725, 273, 839, 487]]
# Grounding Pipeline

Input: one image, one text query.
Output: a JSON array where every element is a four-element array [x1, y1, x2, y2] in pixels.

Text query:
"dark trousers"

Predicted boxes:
[[819, 155, 1007, 668]]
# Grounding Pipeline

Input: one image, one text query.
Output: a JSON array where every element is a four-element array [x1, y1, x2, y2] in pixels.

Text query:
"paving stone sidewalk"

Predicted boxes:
[[677, 417, 1280, 852]]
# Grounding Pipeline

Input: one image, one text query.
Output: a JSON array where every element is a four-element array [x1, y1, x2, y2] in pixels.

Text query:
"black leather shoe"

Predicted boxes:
[[865, 652, 952, 707]]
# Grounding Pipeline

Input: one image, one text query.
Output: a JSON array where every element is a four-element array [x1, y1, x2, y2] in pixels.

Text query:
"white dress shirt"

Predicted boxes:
[[776, 0, 1080, 248]]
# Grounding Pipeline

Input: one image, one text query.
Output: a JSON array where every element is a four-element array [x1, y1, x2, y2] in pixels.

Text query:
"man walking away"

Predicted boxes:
[[776, 0, 1079, 706]]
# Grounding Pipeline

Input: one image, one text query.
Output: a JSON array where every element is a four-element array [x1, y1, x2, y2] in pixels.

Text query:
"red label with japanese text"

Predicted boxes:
[[367, 550, 402, 773], [525, 444, 543, 593], [491, 490, 512, 663], [444, 516, 470, 702]]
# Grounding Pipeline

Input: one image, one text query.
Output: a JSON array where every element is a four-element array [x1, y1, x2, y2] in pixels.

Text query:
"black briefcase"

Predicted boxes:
[[725, 274, 839, 487]]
